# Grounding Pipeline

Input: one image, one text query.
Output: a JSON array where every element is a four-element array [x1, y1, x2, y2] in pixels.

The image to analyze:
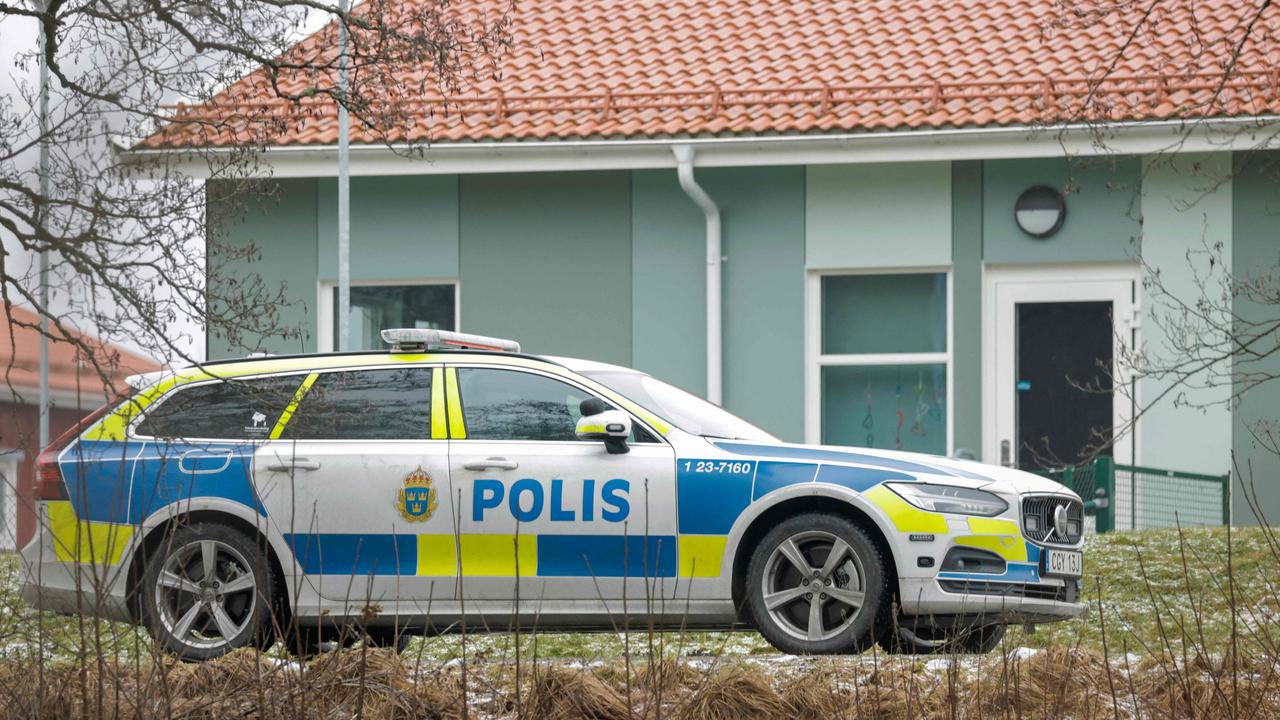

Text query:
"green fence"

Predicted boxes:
[[1040, 457, 1230, 534]]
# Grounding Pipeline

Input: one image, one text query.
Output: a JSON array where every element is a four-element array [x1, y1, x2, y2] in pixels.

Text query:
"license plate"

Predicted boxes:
[[1043, 549, 1083, 578]]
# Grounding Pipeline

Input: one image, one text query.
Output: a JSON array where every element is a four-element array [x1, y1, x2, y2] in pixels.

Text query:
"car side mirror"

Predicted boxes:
[[576, 397, 631, 454]]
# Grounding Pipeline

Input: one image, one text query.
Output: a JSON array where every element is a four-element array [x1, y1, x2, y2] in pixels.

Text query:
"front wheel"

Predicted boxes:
[[140, 523, 275, 661], [746, 513, 890, 655]]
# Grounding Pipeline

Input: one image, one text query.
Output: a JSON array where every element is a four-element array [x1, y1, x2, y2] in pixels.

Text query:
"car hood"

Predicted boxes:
[[710, 439, 1074, 497]]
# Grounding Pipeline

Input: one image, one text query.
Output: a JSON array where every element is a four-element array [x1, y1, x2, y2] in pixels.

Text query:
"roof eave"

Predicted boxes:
[[116, 116, 1280, 179]]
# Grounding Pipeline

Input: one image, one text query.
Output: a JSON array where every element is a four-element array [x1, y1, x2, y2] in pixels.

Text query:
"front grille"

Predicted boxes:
[[1021, 495, 1084, 545], [939, 579, 1075, 603]]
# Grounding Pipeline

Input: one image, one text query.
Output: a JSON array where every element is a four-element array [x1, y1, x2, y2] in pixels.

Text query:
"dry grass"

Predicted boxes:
[[5, 525, 1280, 718], [4, 641, 1280, 719]]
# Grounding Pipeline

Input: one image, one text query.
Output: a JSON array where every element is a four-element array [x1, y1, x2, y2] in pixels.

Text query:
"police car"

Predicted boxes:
[[22, 329, 1085, 659]]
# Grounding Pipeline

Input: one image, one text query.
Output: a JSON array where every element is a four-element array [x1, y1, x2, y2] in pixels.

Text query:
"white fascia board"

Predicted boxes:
[[119, 116, 1280, 178]]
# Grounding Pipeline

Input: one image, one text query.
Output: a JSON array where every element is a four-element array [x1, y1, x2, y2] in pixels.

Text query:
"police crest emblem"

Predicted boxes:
[[396, 467, 438, 522]]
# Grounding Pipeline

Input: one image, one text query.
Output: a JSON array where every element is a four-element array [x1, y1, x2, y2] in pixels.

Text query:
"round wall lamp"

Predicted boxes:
[[1014, 185, 1067, 238]]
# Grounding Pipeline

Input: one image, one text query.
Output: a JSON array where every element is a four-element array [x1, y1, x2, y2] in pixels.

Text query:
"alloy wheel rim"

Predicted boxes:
[[154, 539, 257, 650], [761, 530, 867, 643]]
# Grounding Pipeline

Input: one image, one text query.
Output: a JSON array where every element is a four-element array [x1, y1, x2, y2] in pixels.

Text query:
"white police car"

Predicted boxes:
[[23, 329, 1084, 659]]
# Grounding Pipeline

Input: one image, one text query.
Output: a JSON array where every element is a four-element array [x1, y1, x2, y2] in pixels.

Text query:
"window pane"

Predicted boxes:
[[821, 273, 946, 355], [458, 368, 592, 442], [333, 285, 455, 351], [286, 368, 432, 440], [821, 364, 946, 456], [138, 376, 304, 440]]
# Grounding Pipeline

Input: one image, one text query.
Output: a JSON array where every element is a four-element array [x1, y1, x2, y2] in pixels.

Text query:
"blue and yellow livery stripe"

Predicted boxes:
[[46, 501, 134, 564], [431, 368, 448, 439], [284, 532, 678, 578], [269, 372, 318, 439], [864, 485, 948, 534], [678, 535, 727, 578], [445, 367, 467, 439]]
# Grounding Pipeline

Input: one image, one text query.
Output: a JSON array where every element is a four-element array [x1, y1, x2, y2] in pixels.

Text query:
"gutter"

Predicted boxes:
[[115, 116, 1280, 178], [673, 145, 723, 406]]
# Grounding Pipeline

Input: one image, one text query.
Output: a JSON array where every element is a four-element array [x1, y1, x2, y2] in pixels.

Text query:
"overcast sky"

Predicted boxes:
[[1, 7, 333, 368]]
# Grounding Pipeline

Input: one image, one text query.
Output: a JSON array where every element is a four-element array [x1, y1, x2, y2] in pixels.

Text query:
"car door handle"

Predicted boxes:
[[266, 457, 322, 472], [464, 457, 519, 471]]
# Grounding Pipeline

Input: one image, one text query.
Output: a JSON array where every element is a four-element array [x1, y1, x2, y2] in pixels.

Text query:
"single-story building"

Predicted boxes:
[[129, 0, 1280, 522]]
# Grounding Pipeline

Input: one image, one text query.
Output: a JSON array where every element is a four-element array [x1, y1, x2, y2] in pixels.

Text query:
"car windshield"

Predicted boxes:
[[581, 370, 777, 442]]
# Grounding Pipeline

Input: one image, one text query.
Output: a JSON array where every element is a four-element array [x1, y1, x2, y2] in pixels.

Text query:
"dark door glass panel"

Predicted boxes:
[[457, 368, 592, 442], [1015, 301, 1114, 472], [137, 376, 303, 440], [285, 368, 432, 440]]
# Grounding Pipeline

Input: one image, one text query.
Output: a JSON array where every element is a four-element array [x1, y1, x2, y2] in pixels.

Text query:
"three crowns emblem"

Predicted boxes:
[[396, 467, 438, 522]]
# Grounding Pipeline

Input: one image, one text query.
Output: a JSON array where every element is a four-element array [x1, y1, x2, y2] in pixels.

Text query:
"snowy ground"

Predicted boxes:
[[2, 525, 1277, 664]]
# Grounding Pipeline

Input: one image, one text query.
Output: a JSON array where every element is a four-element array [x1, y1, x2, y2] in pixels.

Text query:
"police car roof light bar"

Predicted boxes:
[[381, 328, 522, 354]]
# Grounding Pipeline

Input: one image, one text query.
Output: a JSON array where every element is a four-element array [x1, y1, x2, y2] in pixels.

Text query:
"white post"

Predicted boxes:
[[336, 0, 351, 351], [37, 2, 51, 447]]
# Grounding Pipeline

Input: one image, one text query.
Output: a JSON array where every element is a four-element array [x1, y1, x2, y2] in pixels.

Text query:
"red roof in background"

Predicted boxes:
[[142, 0, 1280, 149], [0, 305, 161, 399]]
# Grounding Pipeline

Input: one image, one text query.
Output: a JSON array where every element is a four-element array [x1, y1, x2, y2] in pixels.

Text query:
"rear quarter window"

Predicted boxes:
[[135, 375, 304, 440]]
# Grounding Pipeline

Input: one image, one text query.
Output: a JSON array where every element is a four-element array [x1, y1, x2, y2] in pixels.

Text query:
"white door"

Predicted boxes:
[[445, 364, 678, 603], [983, 265, 1138, 471], [254, 364, 455, 608]]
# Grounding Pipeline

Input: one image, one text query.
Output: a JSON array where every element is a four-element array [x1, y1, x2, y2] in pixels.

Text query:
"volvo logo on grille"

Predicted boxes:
[[1053, 503, 1070, 540]]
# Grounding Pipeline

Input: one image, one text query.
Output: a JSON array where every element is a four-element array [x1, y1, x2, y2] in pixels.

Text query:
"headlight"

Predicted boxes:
[[885, 482, 1008, 517]]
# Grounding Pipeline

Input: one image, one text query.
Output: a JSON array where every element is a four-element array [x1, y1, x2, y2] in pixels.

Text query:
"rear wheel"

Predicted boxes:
[[746, 513, 889, 655], [141, 523, 274, 661]]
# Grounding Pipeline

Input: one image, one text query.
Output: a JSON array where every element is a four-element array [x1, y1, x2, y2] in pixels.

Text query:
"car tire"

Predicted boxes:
[[880, 622, 1007, 655], [746, 513, 890, 655], [140, 523, 275, 661]]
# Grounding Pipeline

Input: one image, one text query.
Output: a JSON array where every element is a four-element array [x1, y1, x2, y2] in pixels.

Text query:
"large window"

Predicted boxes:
[[284, 368, 433, 440], [812, 272, 950, 455], [136, 376, 305, 440], [325, 283, 456, 351]]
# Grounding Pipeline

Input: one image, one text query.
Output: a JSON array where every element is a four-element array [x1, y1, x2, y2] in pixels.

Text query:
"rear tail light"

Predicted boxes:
[[33, 397, 122, 501], [34, 449, 68, 501]]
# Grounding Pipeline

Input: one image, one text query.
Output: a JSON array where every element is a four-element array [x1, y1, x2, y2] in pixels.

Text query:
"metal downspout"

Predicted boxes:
[[673, 145, 722, 405]]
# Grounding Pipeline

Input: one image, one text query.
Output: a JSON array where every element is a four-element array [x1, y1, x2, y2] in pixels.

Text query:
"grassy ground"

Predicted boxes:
[[3, 525, 1277, 663]]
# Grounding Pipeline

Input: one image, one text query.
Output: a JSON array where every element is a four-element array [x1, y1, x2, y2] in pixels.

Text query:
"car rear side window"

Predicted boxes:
[[283, 367, 432, 440], [136, 375, 304, 440]]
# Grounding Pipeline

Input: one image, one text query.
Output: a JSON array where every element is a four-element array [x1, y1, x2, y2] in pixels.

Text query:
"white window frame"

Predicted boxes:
[[0, 450, 21, 552], [316, 278, 460, 353], [804, 268, 954, 455]]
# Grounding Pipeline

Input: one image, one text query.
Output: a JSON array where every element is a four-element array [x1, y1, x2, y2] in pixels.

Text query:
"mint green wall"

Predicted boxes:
[[631, 170, 706, 397], [206, 179, 319, 359], [710, 166, 807, 442], [1139, 153, 1232, 476], [951, 161, 984, 455], [317, 176, 459, 281], [458, 172, 633, 366], [984, 157, 1142, 264], [1232, 152, 1280, 524], [631, 167, 807, 441], [806, 162, 951, 269]]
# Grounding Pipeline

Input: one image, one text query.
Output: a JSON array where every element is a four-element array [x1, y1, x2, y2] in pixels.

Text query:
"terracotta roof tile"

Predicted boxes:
[[0, 305, 161, 398], [142, 0, 1280, 149]]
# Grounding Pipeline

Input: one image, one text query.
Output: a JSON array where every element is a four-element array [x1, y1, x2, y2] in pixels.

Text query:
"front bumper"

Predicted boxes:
[[899, 575, 1087, 626], [892, 490, 1087, 625]]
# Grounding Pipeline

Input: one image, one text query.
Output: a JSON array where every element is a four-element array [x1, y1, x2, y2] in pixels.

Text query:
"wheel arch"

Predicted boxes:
[[123, 499, 295, 622], [725, 485, 901, 619]]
